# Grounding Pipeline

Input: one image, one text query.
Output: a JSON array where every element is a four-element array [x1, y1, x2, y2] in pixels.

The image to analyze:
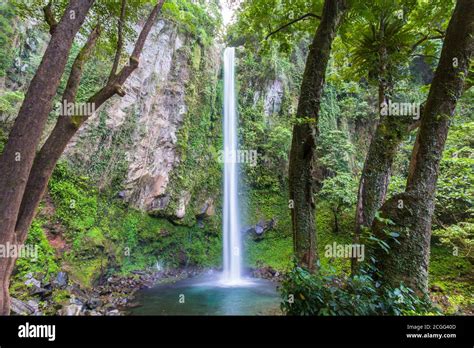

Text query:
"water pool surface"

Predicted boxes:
[[129, 274, 281, 315]]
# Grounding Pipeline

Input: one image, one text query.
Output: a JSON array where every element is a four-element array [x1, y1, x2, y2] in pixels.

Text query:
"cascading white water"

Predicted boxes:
[[222, 47, 242, 284]]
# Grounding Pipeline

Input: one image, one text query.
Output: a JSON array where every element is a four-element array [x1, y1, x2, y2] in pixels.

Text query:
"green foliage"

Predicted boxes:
[[433, 222, 473, 261], [318, 174, 357, 232], [229, 0, 323, 54], [0, 90, 24, 116], [279, 265, 436, 315], [46, 162, 221, 287], [317, 131, 355, 174], [0, 91, 24, 152], [429, 245, 473, 314], [163, 0, 222, 46], [49, 162, 98, 234], [246, 234, 293, 272], [0, 1, 16, 77], [346, 14, 414, 83], [435, 122, 474, 224], [13, 219, 60, 282], [336, 0, 454, 83]]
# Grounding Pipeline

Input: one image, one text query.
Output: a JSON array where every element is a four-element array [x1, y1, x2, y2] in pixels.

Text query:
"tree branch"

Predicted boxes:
[[411, 34, 444, 51], [13, 1, 166, 248], [464, 69, 473, 92], [73, 0, 165, 127], [108, 0, 127, 83], [62, 25, 101, 105], [265, 13, 321, 40], [43, 1, 58, 35], [411, 53, 439, 60], [14, 25, 101, 241]]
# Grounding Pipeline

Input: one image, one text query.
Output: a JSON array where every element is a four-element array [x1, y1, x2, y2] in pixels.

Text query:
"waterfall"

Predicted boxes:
[[222, 47, 242, 284]]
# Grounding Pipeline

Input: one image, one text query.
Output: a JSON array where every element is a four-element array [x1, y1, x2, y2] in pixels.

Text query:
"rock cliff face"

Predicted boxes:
[[66, 19, 222, 222], [59, 13, 290, 225]]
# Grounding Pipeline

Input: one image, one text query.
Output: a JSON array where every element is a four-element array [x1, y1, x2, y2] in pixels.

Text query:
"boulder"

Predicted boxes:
[[29, 286, 52, 299], [244, 218, 276, 239], [85, 297, 102, 310], [196, 198, 215, 219], [24, 276, 41, 288], [59, 303, 83, 316], [52, 272, 68, 288], [11, 297, 35, 315], [107, 309, 120, 316]]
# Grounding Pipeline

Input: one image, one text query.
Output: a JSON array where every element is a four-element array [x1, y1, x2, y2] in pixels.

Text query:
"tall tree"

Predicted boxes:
[[0, 0, 95, 315], [350, 12, 416, 272], [347, 2, 452, 273], [370, 0, 473, 294], [288, 0, 348, 270]]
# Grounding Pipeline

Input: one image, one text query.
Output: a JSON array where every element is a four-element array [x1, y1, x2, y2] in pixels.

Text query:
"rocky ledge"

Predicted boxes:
[[11, 268, 203, 316]]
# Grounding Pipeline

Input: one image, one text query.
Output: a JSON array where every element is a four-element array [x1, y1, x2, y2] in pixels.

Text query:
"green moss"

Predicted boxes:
[[162, 41, 222, 224], [85, 227, 106, 247], [41, 161, 222, 286], [243, 189, 356, 273], [429, 245, 473, 314], [245, 234, 293, 271], [51, 289, 70, 305], [13, 219, 60, 283], [65, 257, 106, 288]]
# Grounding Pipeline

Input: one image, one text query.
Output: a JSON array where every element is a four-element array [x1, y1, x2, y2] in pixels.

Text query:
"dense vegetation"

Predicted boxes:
[[0, 0, 472, 316]]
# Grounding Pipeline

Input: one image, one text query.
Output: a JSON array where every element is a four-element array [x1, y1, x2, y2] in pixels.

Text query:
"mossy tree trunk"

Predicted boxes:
[[289, 0, 348, 271], [370, 0, 474, 294], [354, 49, 393, 240], [352, 17, 420, 274]]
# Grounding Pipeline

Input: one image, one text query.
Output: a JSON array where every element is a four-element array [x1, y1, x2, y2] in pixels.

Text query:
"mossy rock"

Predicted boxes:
[[65, 257, 107, 288]]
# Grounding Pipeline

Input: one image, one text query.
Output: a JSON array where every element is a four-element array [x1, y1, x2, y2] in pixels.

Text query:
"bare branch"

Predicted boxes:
[[108, 0, 127, 83], [411, 53, 439, 60], [62, 25, 101, 106], [265, 13, 321, 40], [411, 34, 444, 51], [76, 0, 165, 126], [43, 1, 58, 34]]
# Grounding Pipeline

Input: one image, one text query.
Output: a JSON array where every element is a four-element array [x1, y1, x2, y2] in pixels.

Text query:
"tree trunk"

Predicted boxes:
[[15, 27, 101, 245], [370, 0, 474, 294], [333, 208, 340, 234], [0, 0, 95, 315], [352, 18, 420, 274], [289, 0, 348, 271], [15, 0, 165, 245]]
